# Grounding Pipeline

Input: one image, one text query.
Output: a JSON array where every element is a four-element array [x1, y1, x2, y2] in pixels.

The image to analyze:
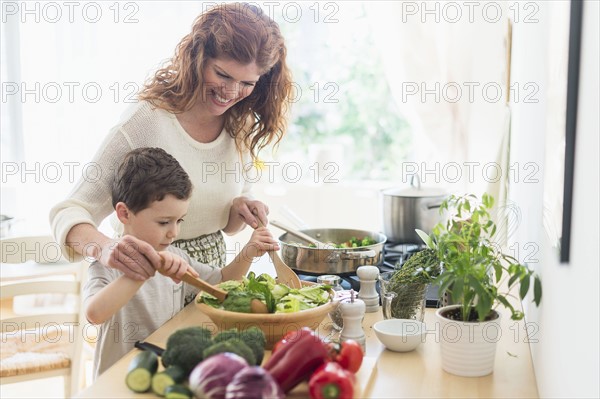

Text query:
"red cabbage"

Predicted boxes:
[[225, 366, 284, 399], [189, 353, 248, 399]]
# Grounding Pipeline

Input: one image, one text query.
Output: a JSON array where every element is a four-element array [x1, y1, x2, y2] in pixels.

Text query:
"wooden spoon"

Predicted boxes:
[[255, 219, 303, 289], [159, 256, 268, 313], [269, 219, 330, 249]]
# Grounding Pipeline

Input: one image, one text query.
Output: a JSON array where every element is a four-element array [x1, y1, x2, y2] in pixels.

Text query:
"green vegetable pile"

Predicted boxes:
[[384, 249, 441, 319], [197, 272, 332, 313], [161, 327, 213, 375], [306, 236, 377, 248], [126, 326, 268, 397]]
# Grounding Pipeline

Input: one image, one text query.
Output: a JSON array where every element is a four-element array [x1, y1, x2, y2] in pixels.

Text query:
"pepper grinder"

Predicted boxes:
[[340, 290, 366, 353], [357, 265, 380, 313]]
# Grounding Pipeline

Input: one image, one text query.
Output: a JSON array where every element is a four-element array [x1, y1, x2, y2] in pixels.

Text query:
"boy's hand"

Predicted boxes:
[[157, 252, 199, 284], [243, 227, 280, 259]]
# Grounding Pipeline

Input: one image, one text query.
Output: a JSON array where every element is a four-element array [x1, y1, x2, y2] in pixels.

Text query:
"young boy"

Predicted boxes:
[[84, 147, 278, 379]]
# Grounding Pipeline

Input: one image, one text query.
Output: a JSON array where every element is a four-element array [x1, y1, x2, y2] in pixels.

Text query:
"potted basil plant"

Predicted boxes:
[[416, 193, 542, 377]]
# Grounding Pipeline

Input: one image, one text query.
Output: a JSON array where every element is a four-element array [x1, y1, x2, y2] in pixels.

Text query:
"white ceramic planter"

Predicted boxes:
[[435, 305, 501, 377]]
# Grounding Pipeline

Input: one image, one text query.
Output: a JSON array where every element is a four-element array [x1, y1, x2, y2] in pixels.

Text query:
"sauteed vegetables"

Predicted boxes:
[[302, 236, 377, 248]]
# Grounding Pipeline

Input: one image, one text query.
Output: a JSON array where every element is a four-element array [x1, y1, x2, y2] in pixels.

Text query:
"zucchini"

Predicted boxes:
[[151, 365, 186, 396], [125, 350, 159, 393], [164, 384, 194, 399]]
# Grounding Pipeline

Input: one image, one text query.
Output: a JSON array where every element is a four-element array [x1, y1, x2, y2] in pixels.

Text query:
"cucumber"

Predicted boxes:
[[125, 350, 159, 393], [164, 384, 194, 399], [151, 365, 186, 396]]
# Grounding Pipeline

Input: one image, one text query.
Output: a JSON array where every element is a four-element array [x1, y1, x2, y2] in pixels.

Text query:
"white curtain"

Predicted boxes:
[[1, 2, 205, 234], [366, 1, 510, 202]]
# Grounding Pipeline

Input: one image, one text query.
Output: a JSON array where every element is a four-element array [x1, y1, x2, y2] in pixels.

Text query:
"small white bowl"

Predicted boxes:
[[373, 319, 426, 352]]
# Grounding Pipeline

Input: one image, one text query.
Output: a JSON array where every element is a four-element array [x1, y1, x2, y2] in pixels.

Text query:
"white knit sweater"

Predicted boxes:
[[49, 101, 253, 260]]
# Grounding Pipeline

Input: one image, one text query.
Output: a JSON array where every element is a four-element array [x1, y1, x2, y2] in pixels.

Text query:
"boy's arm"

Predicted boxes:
[[221, 251, 254, 281], [84, 250, 194, 324], [221, 227, 279, 281], [85, 275, 144, 325]]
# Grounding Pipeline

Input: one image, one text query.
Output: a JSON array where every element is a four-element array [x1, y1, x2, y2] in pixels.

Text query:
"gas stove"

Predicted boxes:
[[296, 241, 440, 308]]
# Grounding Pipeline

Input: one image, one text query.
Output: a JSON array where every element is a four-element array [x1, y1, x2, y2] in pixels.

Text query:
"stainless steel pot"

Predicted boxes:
[[381, 176, 447, 243], [279, 228, 386, 274]]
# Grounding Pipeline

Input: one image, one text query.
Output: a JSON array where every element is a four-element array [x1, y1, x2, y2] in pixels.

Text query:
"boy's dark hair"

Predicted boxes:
[[112, 147, 192, 213]]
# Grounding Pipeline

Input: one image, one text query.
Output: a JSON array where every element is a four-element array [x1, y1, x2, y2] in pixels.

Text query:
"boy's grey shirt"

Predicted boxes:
[[84, 245, 222, 379]]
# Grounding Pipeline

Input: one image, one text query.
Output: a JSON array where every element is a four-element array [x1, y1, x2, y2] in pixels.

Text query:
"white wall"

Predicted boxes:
[[510, 1, 599, 397]]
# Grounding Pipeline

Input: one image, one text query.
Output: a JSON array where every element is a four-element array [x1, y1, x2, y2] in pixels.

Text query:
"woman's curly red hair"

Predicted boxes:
[[139, 2, 293, 159]]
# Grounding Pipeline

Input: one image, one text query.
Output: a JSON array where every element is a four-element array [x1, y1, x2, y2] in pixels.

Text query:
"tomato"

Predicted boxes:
[[328, 340, 363, 373]]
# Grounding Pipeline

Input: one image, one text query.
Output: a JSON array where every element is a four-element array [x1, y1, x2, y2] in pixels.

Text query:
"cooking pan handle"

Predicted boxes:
[[340, 250, 377, 260], [425, 196, 448, 210], [278, 206, 311, 230]]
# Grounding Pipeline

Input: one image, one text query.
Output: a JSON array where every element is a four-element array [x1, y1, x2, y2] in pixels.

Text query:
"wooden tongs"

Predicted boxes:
[[159, 255, 268, 313], [254, 217, 303, 289]]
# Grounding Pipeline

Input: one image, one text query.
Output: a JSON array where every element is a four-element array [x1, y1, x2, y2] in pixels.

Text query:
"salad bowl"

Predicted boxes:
[[196, 281, 337, 349]]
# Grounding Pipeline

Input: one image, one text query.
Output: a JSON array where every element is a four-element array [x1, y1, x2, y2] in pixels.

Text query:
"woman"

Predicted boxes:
[[50, 3, 293, 280]]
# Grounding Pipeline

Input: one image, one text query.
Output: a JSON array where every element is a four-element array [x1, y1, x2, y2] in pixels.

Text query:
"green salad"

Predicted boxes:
[[197, 272, 331, 314]]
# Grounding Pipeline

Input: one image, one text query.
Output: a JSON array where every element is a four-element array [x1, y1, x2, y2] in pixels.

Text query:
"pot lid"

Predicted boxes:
[[382, 175, 447, 198], [382, 186, 447, 197]]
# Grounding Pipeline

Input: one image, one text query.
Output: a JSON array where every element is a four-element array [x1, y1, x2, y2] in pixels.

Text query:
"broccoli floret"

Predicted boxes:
[[161, 327, 213, 375], [202, 338, 256, 365], [240, 327, 266, 365], [213, 328, 242, 343], [212, 327, 265, 365]]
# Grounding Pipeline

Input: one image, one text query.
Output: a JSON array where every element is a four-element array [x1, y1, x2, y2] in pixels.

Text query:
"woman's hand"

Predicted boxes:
[[243, 227, 280, 259], [97, 235, 161, 281], [224, 196, 270, 233]]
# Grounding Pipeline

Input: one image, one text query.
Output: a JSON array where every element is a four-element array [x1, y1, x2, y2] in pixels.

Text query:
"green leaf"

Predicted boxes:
[[508, 273, 520, 289], [519, 275, 530, 300], [438, 274, 455, 298], [247, 274, 275, 312], [475, 301, 488, 322], [534, 276, 542, 306], [453, 278, 464, 303], [493, 262, 503, 283], [416, 229, 434, 249], [482, 193, 494, 209], [496, 295, 515, 314], [511, 310, 524, 321]]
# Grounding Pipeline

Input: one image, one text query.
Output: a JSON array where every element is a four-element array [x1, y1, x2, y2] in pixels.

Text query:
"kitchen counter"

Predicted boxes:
[[76, 303, 538, 398]]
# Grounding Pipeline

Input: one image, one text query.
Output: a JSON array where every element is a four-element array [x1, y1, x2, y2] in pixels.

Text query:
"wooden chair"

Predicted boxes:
[[1, 235, 86, 397]]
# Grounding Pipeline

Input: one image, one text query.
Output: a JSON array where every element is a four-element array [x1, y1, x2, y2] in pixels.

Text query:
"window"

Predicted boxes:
[[270, 2, 412, 182]]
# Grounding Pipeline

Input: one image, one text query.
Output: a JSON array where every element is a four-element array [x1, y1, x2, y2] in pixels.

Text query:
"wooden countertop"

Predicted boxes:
[[76, 304, 538, 398]]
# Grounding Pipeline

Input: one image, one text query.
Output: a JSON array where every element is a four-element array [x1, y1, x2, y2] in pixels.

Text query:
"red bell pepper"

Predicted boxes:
[[328, 340, 363, 373], [271, 328, 312, 354], [309, 362, 355, 399], [263, 327, 329, 393]]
